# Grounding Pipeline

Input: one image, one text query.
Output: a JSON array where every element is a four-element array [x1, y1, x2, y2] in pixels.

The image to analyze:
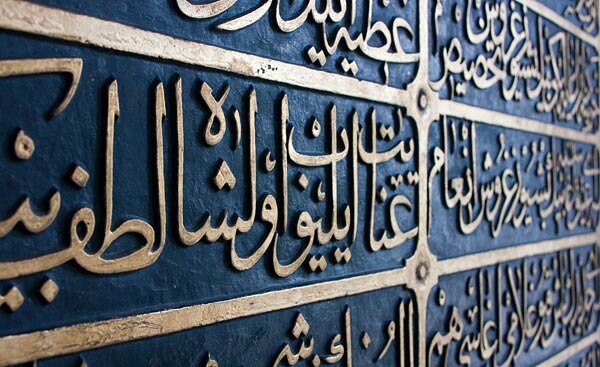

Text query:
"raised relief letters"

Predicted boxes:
[[0, 0, 597, 366]]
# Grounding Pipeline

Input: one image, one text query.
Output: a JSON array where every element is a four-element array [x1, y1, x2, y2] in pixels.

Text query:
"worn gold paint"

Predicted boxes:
[[0, 0, 597, 366]]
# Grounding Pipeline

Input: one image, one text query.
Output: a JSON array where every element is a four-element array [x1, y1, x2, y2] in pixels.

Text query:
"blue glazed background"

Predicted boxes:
[[0, 0, 597, 365]]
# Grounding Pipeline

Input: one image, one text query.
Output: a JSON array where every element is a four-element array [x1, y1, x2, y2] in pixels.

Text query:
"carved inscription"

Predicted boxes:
[[0, 0, 597, 365]]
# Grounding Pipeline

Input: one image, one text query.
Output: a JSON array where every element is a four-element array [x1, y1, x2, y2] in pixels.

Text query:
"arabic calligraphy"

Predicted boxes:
[[564, 0, 598, 33], [431, 0, 599, 132], [0, 58, 419, 289], [429, 116, 599, 239], [271, 293, 416, 366], [0, 0, 598, 365], [429, 245, 600, 366], [176, 0, 418, 83]]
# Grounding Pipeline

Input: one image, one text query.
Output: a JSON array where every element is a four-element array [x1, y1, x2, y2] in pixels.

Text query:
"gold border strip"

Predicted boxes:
[[438, 100, 599, 146], [534, 332, 599, 366], [515, 0, 598, 47], [0, 1, 596, 143], [438, 232, 598, 276], [0, 267, 407, 365], [0, 2, 598, 366], [0, 0, 409, 107], [0, 231, 596, 365]]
